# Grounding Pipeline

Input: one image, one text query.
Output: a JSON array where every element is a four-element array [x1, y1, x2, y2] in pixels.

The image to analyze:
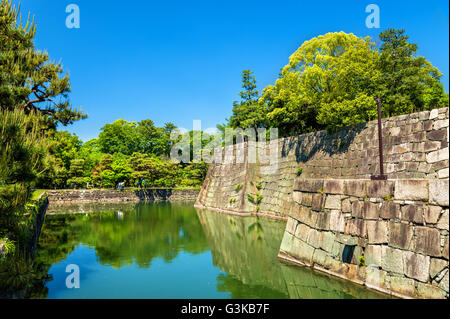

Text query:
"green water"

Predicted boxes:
[[28, 201, 386, 299]]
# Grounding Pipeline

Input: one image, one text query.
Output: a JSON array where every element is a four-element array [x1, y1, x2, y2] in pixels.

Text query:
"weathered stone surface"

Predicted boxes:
[[311, 194, 324, 211], [416, 283, 446, 299], [319, 231, 336, 254], [306, 228, 321, 248], [426, 147, 449, 163], [388, 276, 417, 297], [280, 231, 293, 253], [414, 227, 442, 257], [429, 179, 449, 206], [351, 200, 362, 218], [380, 201, 400, 219], [443, 236, 449, 260], [363, 202, 379, 220], [301, 193, 313, 207], [382, 246, 404, 274], [345, 219, 367, 237], [290, 237, 315, 265], [403, 251, 430, 283], [315, 212, 330, 230], [293, 191, 302, 204], [294, 179, 324, 193], [367, 181, 395, 198], [366, 267, 388, 290], [342, 199, 352, 213], [286, 217, 297, 235], [388, 222, 413, 250], [329, 210, 345, 232], [365, 245, 382, 267], [438, 271, 449, 293], [394, 180, 429, 201], [344, 180, 366, 197], [324, 195, 341, 210], [401, 205, 425, 224], [430, 258, 448, 279], [424, 206, 442, 224], [323, 180, 345, 195], [367, 221, 388, 244], [294, 223, 310, 242]]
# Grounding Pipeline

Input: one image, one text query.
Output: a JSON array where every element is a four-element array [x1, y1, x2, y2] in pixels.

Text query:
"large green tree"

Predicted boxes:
[[376, 28, 448, 117]]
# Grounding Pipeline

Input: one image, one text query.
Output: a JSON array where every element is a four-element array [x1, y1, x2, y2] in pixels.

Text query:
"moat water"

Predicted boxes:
[[30, 202, 387, 299]]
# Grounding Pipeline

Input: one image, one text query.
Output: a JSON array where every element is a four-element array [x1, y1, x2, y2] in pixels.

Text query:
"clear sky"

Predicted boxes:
[[16, 0, 449, 142]]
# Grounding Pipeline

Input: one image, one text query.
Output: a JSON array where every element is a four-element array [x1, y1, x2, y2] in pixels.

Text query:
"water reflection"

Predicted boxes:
[[196, 209, 388, 299], [1, 202, 388, 299]]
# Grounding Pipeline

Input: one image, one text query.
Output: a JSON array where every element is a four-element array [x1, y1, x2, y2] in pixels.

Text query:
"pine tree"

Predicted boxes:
[[0, 0, 87, 129]]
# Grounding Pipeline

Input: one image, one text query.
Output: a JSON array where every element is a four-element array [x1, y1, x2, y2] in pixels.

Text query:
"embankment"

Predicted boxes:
[[47, 188, 200, 205]]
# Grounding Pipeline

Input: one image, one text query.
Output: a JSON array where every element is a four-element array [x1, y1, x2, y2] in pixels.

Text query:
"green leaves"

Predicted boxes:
[[0, 0, 87, 129]]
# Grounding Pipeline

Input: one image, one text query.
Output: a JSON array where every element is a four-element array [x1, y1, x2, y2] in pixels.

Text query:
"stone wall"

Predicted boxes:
[[196, 107, 449, 219], [47, 188, 199, 205], [278, 178, 449, 299]]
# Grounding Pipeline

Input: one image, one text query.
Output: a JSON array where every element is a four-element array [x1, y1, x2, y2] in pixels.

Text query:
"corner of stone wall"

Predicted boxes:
[[279, 178, 449, 299]]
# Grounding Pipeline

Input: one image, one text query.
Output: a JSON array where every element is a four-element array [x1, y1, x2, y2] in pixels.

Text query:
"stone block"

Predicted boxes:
[[351, 200, 362, 218], [290, 237, 315, 265], [324, 195, 341, 210], [426, 148, 449, 163], [381, 246, 404, 274], [424, 206, 443, 224], [388, 222, 413, 250], [380, 201, 400, 219], [403, 251, 430, 283], [306, 228, 321, 249], [438, 271, 449, 293], [427, 129, 447, 141], [367, 180, 395, 198], [414, 227, 441, 257], [416, 283, 446, 299], [430, 258, 448, 279], [293, 191, 302, 204], [429, 179, 449, 206], [280, 232, 293, 253], [401, 204, 425, 224], [344, 219, 367, 238], [296, 206, 318, 227], [329, 210, 345, 232], [443, 236, 449, 260], [388, 276, 417, 298], [365, 245, 382, 267], [301, 193, 313, 206], [286, 217, 297, 235], [394, 180, 429, 201], [311, 194, 324, 211], [323, 180, 345, 194], [366, 221, 388, 244], [294, 223, 310, 242], [319, 231, 336, 254], [366, 267, 388, 291], [315, 212, 330, 230], [294, 179, 324, 193], [342, 198, 352, 213], [344, 180, 367, 197], [363, 201, 379, 220]]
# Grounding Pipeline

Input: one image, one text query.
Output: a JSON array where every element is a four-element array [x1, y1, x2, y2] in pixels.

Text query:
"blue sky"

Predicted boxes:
[[16, 0, 449, 141]]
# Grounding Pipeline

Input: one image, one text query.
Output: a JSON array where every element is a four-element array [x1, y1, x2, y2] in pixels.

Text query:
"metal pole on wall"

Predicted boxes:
[[371, 97, 387, 181]]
